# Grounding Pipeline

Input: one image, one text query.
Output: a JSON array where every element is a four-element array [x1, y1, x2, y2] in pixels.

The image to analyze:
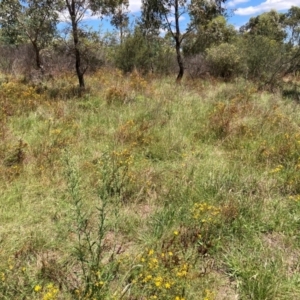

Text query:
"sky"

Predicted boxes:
[[227, 0, 300, 29], [80, 0, 300, 32]]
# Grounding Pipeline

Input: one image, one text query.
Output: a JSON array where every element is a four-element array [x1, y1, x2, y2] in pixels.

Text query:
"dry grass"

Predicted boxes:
[[0, 70, 300, 299]]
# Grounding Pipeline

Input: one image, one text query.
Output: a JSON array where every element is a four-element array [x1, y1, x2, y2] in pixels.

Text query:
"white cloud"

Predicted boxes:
[[227, 0, 249, 8], [82, 10, 99, 21], [58, 0, 142, 23], [58, 10, 70, 22], [167, 15, 185, 23], [236, 0, 300, 16], [58, 9, 99, 23], [129, 0, 142, 12]]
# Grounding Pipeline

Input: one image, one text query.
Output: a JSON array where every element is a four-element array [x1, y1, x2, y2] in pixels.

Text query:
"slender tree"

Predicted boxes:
[[63, 0, 125, 88], [284, 6, 300, 45], [110, 0, 129, 44], [0, 0, 60, 71], [140, 0, 227, 82]]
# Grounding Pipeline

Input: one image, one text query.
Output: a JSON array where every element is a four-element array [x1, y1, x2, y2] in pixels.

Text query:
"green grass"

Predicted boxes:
[[0, 70, 300, 299]]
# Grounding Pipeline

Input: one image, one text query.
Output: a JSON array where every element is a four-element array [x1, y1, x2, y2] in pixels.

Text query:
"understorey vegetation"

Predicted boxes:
[[1, 2, 300, 300]]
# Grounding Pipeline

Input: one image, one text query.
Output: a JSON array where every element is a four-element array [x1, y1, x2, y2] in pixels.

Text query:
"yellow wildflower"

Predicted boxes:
[[34, 285, 42, 292], [165, 283, 171, 289]]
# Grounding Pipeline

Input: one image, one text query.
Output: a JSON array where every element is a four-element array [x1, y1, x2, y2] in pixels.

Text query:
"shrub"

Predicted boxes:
[[114, 28, 152, 73], [238, 35, 285, 85], [114, 27, 175, 75], [206, 43, 244, 79]]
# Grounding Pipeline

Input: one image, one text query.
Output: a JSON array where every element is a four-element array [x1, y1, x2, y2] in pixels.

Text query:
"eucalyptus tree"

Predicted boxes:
[[282, 6, 300, 75], [240, 10, 287, 43], [0, 0, 61, 71], [237, 7, 300, 88], [183, 15, 236, 55], [62, 0, 127, 88], [140, 0, 227, 81], [285, 6, 300, 45], [110, 0, 129, 44]]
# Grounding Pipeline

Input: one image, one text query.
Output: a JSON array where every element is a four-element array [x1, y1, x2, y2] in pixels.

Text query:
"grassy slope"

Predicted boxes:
[[0, 70, 300, 299]]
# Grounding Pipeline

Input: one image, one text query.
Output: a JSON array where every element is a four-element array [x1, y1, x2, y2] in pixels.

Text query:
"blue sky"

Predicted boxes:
[[75, 0, 300, 32], [227, 0, 300, 29]]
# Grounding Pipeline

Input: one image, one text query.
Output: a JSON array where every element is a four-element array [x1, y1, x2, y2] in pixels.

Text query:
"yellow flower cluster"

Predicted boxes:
[[112, 148, 134, 168], [289, 194, 300, 202], [203, 289, 215, 300], [43, 283, 59, 300], [270, 164, 283, 174], [129, 248, 190, 299], [1, 81, 40, 101], [50, 128, 62, 136], [175, 264, 188, 278], [33, 283, 59, 300], [191, 202, 220, 222]]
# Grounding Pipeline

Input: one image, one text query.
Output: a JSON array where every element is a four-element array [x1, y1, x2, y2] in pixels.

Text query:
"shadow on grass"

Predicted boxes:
[[282, 85, 300, 102]]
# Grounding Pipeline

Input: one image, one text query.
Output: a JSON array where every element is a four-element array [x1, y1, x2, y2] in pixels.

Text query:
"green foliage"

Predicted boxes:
[[0, 0, 23, 44], [63, 152, 118, 299], [114, 27, 174, 74], [285, 6, 300, 44], [114, 28, 152, 73], [237, 34, 286, 84], [61, 0, 129, 87], [183, 16, 237, 55], [206, 43, 244, 79], [110, 3, 129, 44], [0, 0, 60, 69], [140, 0, 228, 80], [240, 10, 287, 43], [235, 7, 300, 85]]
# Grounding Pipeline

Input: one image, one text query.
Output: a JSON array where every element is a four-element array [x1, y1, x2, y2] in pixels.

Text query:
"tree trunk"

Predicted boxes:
[[67, 0, 85, 88], [175, 38, 184, 82], [174, 0, 184, 83], [75, 45, 85, 88], [73, 24, 85, 88], [120, 25, 123, 44], [32, 41, 43, 73]]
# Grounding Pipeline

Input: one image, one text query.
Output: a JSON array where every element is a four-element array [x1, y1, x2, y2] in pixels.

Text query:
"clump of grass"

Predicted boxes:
[[106, 86, 128, 105], [129, 69, 148, 92], [0, 139, 27, 182], [115, 119, 153, 147], [126, 247, 190, 300], [3, 139, 27, 167], [0, 80, 41, 116]]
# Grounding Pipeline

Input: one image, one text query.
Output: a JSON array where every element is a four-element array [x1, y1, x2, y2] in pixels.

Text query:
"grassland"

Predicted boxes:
[[0, 69, 300, 299]]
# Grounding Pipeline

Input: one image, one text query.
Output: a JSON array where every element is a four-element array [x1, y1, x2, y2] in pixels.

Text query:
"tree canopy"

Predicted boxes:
[[140, 0, 228, 81], [0, 0, 61, 69]]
